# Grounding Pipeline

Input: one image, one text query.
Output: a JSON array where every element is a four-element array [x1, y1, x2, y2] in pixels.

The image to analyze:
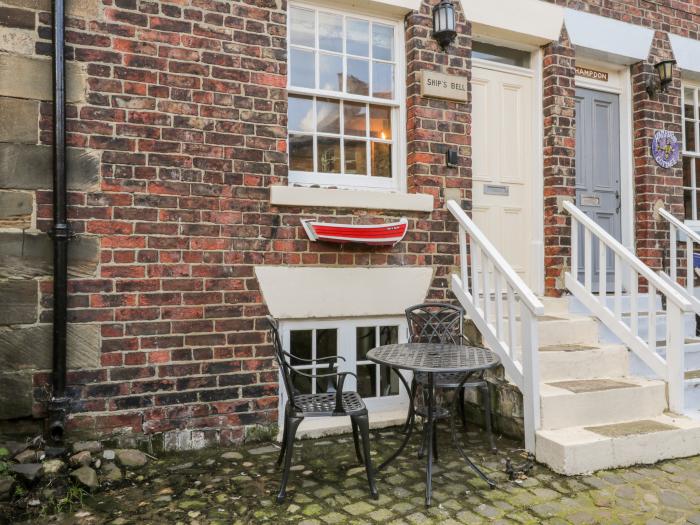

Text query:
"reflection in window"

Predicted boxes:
[[356, 325, 399, 398], [288, 328, 338, 394], [472, 41, 530, 68]]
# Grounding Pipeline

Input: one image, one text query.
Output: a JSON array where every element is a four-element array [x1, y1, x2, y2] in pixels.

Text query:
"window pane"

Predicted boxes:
[[347, 19, 369, 57], [372, 62, 394, 99], [290, 48, 315, 88], [319, 53, 343, 92], [472, 41, 530, 68], [290, 7, 315, 48], [289, 134, 314, 172], [369, 105, 391, 139], [379, 325, 398, 345], [317, 137, 341, 173], [683, 156, 693, 188], [290, 330, 312, 365], [356, 326, 376, 361], [319, 12, 342, 52], [686, 120, 696, 152], [380, 365, 399, 396], [347, 58, 369, 96], [288, 95, 314, 132], [316, 98, 340, 134], [372, 23, 394, 61], [344, 140, 367, 175], [685, 189, 694, 220], [371, 142, 392, 178], [316, 329, 337, 359], [357, 364, 376, 397], [344, 102, 366, 136], [684, 88, 695, 120]]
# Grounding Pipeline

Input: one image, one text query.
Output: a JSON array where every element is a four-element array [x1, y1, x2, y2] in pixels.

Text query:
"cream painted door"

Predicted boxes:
[[471, 64, 535, 287]]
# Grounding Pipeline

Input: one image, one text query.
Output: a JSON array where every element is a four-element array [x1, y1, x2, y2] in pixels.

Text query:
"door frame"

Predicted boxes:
[[471, 45, 545, 296], [574, 61, 635, 256]]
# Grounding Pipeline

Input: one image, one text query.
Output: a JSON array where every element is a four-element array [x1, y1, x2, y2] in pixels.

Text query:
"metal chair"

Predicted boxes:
[[404, 303, 495, 452], [266, 316, 378, 503]]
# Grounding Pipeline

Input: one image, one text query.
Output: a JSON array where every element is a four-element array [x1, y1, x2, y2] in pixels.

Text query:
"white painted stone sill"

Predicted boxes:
[[270, 185, 434, 213], [277, 408, 409, 441]]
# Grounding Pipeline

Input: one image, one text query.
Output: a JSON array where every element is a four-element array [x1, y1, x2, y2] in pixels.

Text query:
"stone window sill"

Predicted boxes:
[[269, 185, 434, 213]]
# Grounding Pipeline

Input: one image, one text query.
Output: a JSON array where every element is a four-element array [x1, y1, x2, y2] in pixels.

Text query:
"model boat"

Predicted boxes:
[[301, 218, 408, 246]]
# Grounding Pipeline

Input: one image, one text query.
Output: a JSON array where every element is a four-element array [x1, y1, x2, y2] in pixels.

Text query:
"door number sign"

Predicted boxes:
[[652, 130, 680, 168]]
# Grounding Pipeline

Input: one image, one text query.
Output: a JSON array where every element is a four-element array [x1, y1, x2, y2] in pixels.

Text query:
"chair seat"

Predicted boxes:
[[414, 371, 485, 389], [293, 391, 367, 417]]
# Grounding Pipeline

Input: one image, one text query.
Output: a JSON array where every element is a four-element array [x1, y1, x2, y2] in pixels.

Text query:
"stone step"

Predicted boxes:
[[539, 377, 666, 430], [536, 314, 600, 347], [539, 344, 628, 381], [535, 413, 700, 475]]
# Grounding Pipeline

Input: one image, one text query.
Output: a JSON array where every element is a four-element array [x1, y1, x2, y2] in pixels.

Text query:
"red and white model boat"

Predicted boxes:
[[301, 218, 408, 246]]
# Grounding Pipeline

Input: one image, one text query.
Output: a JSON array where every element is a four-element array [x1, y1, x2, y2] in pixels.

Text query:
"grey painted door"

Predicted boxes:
[[575, 88, 622, 291]]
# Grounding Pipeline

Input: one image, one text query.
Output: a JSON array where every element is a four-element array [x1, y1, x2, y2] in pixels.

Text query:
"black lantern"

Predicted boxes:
[[646, 59, 676, 98], [432, 0, 457, 50]]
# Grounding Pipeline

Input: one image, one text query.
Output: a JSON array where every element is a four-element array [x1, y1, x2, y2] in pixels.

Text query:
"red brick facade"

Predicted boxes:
[[0, 0, 697, 442]]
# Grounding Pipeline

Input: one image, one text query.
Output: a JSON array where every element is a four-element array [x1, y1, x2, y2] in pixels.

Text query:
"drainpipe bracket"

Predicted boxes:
[[49, 223, 74, 241]]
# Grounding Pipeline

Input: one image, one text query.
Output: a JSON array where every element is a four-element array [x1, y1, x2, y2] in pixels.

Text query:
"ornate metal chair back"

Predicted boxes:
[[266, 315, 299, 410], [405, 303, 464, 344]]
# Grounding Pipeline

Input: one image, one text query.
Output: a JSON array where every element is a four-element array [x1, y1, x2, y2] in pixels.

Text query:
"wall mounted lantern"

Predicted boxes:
[[432, 0, 457, 50], [646, 59, 676, 98]]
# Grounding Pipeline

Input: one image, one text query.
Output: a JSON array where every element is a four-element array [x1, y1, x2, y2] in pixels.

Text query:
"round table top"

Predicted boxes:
[[366, 343, 500, 373]]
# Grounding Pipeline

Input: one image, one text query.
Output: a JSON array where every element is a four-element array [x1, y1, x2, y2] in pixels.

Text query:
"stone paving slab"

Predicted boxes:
[[15, 427, 700, 524]]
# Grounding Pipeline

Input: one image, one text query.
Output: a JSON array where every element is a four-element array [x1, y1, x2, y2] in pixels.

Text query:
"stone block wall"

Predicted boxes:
[[0, 0, 100, 420]]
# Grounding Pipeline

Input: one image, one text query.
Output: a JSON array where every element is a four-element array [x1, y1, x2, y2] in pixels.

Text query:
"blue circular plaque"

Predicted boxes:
[[651, 130, 680, 168]]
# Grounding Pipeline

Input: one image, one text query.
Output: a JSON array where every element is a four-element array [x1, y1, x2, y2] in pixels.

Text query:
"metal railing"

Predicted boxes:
[[564, 201, 691, 413], [447, 200, 544, 452], [658, 208, 700, 314]]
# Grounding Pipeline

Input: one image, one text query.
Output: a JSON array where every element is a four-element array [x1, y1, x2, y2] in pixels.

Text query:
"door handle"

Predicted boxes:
[[615, 190, 621, 214]]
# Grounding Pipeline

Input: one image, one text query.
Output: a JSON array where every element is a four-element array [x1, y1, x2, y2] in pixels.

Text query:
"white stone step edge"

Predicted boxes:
[[535, 413, 700, 475], [539, 378, 666, 430], [538, 344, 629, 382]]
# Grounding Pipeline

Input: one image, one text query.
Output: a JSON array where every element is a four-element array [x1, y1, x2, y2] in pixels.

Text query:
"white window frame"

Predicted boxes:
[[277, 317, 410, 424], [683, 81, 700, 220], [287, 1, 407, 192]]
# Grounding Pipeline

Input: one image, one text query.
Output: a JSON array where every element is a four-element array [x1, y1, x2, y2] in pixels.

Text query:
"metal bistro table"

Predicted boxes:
[[367, 343, 501, 506]]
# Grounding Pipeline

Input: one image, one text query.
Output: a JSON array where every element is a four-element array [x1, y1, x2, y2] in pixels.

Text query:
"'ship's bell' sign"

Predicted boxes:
[[420, 71, 468, 102]]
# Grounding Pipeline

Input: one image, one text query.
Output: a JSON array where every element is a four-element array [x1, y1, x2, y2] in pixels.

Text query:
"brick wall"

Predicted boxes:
[[2, 0, 699, 443], [0, 0, 474, 445], [542, 27, 576, 297]]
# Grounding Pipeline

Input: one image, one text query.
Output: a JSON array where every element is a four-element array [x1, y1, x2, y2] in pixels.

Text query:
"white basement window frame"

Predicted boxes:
[[683, 82, 700, 220], [277, 317, 410, 419], [287, 2, 406, 191]]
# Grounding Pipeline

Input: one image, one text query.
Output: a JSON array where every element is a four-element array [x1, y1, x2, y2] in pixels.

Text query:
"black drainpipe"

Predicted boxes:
[[48, 0, 71, 443]]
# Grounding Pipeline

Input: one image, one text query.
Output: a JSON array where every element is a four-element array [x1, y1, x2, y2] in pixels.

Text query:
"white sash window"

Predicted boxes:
[[683, 83, 700, 219], [287, 3, 405, 190]]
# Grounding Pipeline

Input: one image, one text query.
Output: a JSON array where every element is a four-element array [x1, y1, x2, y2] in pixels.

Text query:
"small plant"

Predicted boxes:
[[54, 484, 87, 514], [13, 484, 27, 498]]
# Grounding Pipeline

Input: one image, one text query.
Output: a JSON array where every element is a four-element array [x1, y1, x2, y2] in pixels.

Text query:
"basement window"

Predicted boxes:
[[278, 317, 409, 413]]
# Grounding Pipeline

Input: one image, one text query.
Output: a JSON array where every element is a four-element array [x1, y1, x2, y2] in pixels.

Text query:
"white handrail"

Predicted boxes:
[[565, 202, 691, 309], [659, 208, 700, 300], [447, 200, 543, 452], [448, 202, 545, 315], [563, 201, 690, 414]]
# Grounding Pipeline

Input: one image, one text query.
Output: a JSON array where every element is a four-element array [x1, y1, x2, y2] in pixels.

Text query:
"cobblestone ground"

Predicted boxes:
[[23, 427, 700, 524]]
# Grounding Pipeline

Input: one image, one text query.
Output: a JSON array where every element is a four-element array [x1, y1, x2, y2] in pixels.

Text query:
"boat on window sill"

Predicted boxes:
[[301, 218, 408, 246]]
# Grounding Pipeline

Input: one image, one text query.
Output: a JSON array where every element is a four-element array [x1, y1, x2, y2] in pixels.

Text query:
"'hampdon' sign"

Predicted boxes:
[[420, 71, 468, 102]]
